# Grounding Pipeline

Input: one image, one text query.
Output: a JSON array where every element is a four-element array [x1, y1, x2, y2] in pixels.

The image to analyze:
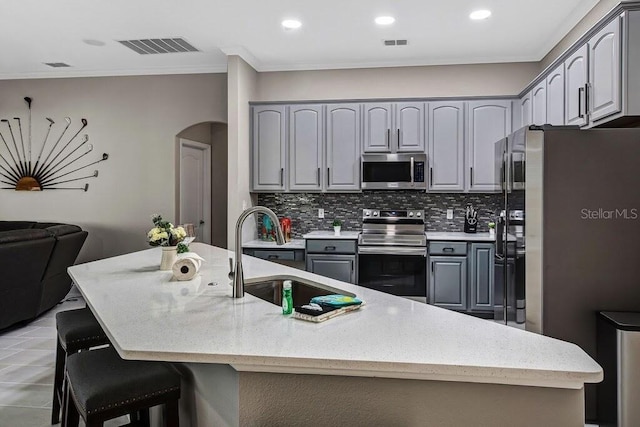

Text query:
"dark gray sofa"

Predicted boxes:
[[0, 221, 88, 330]]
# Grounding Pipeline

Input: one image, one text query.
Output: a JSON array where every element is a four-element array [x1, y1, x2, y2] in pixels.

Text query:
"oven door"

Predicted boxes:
[[357, 246, 427, 301]]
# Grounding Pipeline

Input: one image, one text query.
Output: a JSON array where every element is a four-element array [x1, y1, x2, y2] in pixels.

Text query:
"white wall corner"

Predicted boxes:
[[220, 46, 262, 72]]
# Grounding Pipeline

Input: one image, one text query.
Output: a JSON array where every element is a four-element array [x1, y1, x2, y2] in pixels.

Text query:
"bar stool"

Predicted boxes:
[[64, 346, 181, 427], [52, 307, 110, 424]]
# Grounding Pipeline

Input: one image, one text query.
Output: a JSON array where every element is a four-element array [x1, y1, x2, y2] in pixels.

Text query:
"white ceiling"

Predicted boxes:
[[0, 0, 601, 79]]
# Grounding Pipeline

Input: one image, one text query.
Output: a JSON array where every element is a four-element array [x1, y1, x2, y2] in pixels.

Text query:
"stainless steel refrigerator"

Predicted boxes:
[[495, 125, 640, 422]]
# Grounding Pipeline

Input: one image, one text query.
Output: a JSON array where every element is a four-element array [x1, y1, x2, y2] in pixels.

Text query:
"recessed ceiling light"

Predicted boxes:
[[469, 10, 492, 20], [375, 16, 395, 26], [83, 39, 106, 47], [282, 19, 302, 30]]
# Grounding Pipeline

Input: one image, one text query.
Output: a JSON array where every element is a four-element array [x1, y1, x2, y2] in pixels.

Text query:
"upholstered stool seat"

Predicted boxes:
[[64, 346, 181, 427], [52, 307, 110, 424]]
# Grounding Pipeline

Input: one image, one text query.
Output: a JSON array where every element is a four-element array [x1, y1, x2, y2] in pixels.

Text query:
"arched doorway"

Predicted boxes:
[[175, 121, 228, 248]]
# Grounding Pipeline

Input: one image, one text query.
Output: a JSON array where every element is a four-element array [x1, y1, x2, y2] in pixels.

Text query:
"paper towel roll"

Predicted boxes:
[[172, 253, 205, 281]]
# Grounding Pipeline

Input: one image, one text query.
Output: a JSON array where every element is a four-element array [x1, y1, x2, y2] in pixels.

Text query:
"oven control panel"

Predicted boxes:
[[362, 209, 424, 220]]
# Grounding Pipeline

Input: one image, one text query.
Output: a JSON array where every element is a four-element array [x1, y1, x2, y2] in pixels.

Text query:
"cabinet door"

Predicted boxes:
[[326, 104, 361, 191], [520, 92, 532, 127], [252, 105, 286, 191], [532, 81, 547, 125], [589, 16, 622, 123], [306, 254, 356, 284], [469, 243, 495, 312], [363, 103, 392, 152], [546, 65, 565, 125], [466, 100, 511, 192], [429, 256, 467, 311], [395, 102, 425, 152], [428, 101, 465, 192], [289, 105, 323, 191], [565, 45, 589, 127]]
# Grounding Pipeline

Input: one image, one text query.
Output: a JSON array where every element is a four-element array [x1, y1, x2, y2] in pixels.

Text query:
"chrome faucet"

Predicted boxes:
[[229, 206, 285, 298]]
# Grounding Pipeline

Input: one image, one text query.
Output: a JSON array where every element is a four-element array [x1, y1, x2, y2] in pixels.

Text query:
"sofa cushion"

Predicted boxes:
[[40, 224, 82, 237], [0, 221, 37, 232], [0, 229, 51, 244]]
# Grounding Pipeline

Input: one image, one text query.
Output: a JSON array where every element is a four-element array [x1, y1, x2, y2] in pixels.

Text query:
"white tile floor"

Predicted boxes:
[[0, 288, 127, 427], [0, 287, 600, 427]]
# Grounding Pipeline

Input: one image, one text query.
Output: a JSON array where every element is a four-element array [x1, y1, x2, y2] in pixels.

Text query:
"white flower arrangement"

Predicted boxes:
[[147, 214, 187, 248]]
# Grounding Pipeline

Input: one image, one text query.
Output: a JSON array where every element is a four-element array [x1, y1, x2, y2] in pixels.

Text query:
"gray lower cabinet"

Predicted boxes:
[[428, 256, 467, 311], [468, 243, 495, 312], [243, 248, 305, 270], [306, 254, 356, 284]]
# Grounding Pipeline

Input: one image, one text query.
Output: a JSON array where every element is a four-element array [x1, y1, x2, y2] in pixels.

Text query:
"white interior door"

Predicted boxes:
[[180, 139, 211, 244]]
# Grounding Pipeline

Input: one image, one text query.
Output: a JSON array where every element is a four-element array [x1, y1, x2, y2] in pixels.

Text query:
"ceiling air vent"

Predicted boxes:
[[44, 62, 71, 68], [117, 38, 200, 55], [383, 39, 408, 46]]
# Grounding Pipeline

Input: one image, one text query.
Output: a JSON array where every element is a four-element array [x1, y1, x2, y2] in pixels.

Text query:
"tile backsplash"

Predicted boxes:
[[257, 191, 503, 238]]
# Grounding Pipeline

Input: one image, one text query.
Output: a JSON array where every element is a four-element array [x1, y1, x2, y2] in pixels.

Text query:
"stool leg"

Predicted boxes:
[[63, 375, 80, 427], [51, 337, 65, 424], [164, 400, 179, 427]]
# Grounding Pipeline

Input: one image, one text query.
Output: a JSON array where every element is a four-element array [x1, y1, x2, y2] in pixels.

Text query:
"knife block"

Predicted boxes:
[[464, 219, 477, 233]]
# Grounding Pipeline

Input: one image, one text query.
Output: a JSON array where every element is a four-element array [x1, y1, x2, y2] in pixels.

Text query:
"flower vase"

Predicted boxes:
[[160, 246, 177, 270], [489, 229, 496, 238], [334, 226, 341, 236]]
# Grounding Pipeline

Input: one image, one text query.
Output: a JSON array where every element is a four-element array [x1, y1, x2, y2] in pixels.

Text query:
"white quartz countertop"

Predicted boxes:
[[68, 243, 601, 390], [427, 232, 515, 242], [302, 230, 360, 239], [243, 239, 305, 249]]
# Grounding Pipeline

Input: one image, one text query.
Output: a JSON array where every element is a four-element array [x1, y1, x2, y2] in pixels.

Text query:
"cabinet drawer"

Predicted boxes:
[[252, 250, 296, 261], [306, 240, 356, 254], [429, 241, 468, 256]]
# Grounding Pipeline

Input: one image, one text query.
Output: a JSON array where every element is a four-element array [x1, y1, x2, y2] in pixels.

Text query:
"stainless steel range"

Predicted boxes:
[[358, 209, 427, 302]]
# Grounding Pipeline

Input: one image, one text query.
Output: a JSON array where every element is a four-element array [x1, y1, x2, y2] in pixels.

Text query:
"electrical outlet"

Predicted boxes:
[[318, 208, 325, 219], [446, 209, 454, 220]]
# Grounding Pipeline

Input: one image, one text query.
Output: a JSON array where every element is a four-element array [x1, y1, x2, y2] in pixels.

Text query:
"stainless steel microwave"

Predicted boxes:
[[361, 153, 427, 190]]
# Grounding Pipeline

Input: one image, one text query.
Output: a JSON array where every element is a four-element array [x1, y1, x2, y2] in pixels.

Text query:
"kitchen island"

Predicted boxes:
[[68, 243, 601, 426]]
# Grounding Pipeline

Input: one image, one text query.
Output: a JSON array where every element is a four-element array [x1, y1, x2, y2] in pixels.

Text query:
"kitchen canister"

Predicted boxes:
[[172, 253, 205, 281]]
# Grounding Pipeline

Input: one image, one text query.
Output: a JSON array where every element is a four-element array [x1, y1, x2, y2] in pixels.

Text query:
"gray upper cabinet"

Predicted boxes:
[[363, 103, 393, 152], [363, 102, 425, 153], [288, 105, 323, 191], [252, 105, 286, 191], [466, 100, 511, 192], [326, 104, 361, 191], [428, 101, 465, 192], [565, 45, 589, 127], [429, 256, 467, 311], [546, 65, 565, 125], [519, 92, 532, 127], [395, 102, 426, 152], [588, 16, 622, 124], [469, 243, 495, 312], [532, 81, 547, 125]]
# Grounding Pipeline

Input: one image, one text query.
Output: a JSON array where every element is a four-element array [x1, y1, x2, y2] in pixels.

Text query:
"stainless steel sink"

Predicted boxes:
[[244, 276, 353, 307]]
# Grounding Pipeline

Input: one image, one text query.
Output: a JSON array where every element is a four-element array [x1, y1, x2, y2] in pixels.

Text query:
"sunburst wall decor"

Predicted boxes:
[[0, 97, 108, 191]]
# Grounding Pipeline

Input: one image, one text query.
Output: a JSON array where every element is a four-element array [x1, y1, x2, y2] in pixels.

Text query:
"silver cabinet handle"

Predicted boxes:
[[430, 167, 433, 186], [578, 87, 585, 119], [386, 129, 390, 150], [317, 167, 320, 186], [584, 83, 590, 116], [470, 167, 474, 187], [280, 168, 284, 186], [327, 167, 330, 187], [397, 128, 401, 149]]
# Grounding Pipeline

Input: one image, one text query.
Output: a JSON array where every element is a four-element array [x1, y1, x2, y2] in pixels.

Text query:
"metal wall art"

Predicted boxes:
[[0, 97, 108, 191]]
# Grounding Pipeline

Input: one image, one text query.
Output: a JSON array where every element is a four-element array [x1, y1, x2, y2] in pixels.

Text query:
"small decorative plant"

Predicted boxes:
[[488, 222, 496, 229], [147, 214, 187, 248], [332, 219, 342, 228]]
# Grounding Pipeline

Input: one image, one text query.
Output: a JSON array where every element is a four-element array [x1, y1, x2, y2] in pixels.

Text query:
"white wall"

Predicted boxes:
[[256, 62, 540, 101], [227, 56, 258, 249], [0, 74, 227, 261]]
